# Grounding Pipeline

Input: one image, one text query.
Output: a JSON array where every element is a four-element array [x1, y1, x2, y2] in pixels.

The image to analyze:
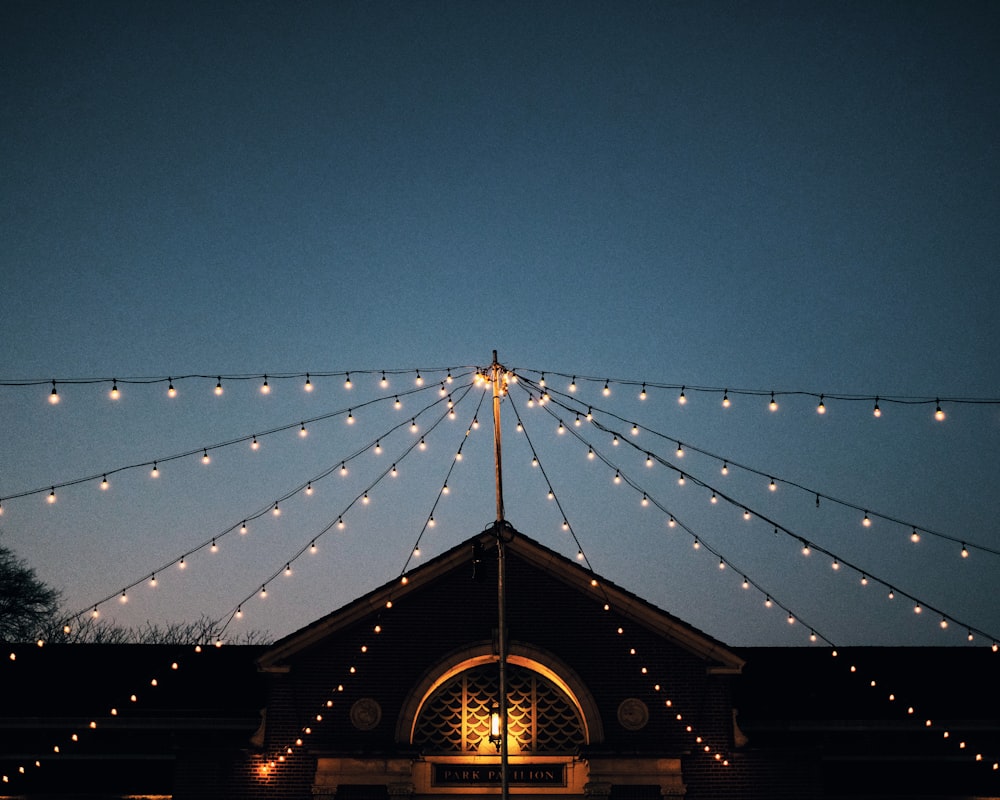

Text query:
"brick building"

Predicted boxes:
[[2, 527, 998, 798]]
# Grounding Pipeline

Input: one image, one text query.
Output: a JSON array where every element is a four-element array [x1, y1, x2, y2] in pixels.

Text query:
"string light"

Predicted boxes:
[[911, 529, 920, 543], [569, 376, 577, 392], [639, 383, 646, 400], [961, 543, 969, 558], [261, 375, 270, 394], [202, 449, 210, 464], [676, 442, 684, 457], [49, 380, 60, 404], [722, 389, 730, 408], [678, 473, 685, 486], [305, 482, 313, 496], [721, 461, 728, 475], [344, 373, 352, 390], [110, 380, 120, 400], [873, 396, 881, 417], [215, 377, 223, 395], [304, 373, 313, 392], [678, 386, 686, 405], [817, 395, 826, 414], [272, 501, 281, 516], [935, 399, 945, 421], [769, 392, 778, 411], [299, 423, 307, 437], [167, 379, 176, 397], [862, 512, 871, 528], [380, 371, 388, 388], [603, 380, 611, 396], [47, 488, 56, 504], [394, 395, 401, 408], [100, 475, 109, 490], [251, 435, 259, 450], [769, 478, 776, 491], [347, 409, 355, 425], [415, 371, 423, 386], [631, 423, 639, 436]]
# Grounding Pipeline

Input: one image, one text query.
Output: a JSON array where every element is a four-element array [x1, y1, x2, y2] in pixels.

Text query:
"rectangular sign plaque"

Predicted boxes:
[[432, 764, 566, 787]]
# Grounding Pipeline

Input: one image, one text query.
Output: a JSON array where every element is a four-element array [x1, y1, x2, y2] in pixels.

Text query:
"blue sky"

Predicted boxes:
[[1, 0, 998, 646]]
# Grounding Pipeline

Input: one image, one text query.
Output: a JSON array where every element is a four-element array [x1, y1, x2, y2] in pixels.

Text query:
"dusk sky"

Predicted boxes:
[[2, 0, 998, 647]]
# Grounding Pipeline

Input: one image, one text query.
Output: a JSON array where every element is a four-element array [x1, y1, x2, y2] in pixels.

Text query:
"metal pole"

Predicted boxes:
[[490, 351, 509, 800]]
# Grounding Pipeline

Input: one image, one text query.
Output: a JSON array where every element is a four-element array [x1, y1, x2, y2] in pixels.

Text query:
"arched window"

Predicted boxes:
[[412, 662, 586, 754]]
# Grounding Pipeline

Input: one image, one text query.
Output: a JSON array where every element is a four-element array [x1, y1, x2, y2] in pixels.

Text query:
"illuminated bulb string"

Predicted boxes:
[[2, 374, 476, 508], [510, 373, 1000, 561], [509, 369, 1000, 415], [518, 384, 999, 647], [217, 385, 474, 636], [400, 389, 489, 575], [63, 385, 475, 633]]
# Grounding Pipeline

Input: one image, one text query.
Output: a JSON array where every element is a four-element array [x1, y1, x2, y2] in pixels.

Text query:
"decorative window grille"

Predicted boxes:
[[413, 663, 585, 753]]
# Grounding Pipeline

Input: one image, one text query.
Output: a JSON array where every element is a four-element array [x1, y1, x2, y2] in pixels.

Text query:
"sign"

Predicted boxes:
[[433, 764, 565, 787]]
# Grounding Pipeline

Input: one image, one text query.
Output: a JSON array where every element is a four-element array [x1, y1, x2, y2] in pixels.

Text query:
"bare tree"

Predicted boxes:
[[0, 538, 62, 642], [47, 612, 271, 645]]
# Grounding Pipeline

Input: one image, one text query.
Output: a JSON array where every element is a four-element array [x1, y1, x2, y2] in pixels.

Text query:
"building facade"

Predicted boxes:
[[2, 527, 998, 799]]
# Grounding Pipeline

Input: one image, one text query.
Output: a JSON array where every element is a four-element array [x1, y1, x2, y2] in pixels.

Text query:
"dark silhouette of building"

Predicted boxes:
[[2, 529, 998, 798]]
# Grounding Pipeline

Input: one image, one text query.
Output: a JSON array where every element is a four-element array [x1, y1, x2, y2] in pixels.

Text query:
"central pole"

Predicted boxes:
[[490, 351, 510, 800]]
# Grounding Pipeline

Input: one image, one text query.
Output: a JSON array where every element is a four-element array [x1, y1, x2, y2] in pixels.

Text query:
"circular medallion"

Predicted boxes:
[[350, 698, 382, 731], [617, 697, 649, 731]]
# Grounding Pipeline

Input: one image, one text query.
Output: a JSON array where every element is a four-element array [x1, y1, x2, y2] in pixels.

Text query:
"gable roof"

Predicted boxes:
[[257, 523, 744, 674]]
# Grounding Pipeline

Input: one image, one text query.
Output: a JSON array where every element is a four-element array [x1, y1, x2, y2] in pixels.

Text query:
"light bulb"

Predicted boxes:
[[304, 373, 313, 392], [676, 442, 684, 457], [120, 590, 127, 603], [300, 423, 307, 437], [769, 392, 778, 411], [742, 577, 749, 589], [347, 409, 354, 424], [639, 383, 647, 400], [718, 559, 725, 570], [562, 519, 569, 530], [215, 378, 223, 395], [710, 492, 717, 504], [167, 379, 176, 397], [338, 516, 345, 529], [678, 386, 686, 405], [678, 473, 685, 486], [344, 373, 352, 390], [668, 516, 676, 528], [340, 462, 348, 476], [100, 475, 109, 490], [743, 509, 751, 520], [722, 390, 730, 408], [428, 515, 435, 527], [721, 461, 729, 475], [646, 453, 653, 467], [940, 617, 948, 629], [817, 395, 825, 414], [210, 539, 217, 552], [558, 421, 565, 434], [873, 397, 881, 417], [47, 488, 56, 504], [588, 447, 595, 460], [862, 512, 871, 527], [577, 549, 584, 560], [150, 573, 157, 587], [641, 493, 648, 506], [911, 529, 920, 543], [613, 470, 621, 484], [442, 482, 449, 494], [151, 461, 159, 477], [362, 492, 370, 504], [240, 521, 247, 534], [961, 544, 969, 558], [110, 380, 119, 400], [261, 375, 270, 394], [284, 563, 292, 576], [178, 557, 186, 570], [831, 559, 840, 570], [202, 449, 210, 464], [49, 381, 60, 404], [603, 380, 611, 396], [391, 464, 397, 476], [914, 604, 922, 614], [394, 395, 401, 408], [801, 542, 810, 556], [410, 419, 418, 433], [260, 585, 267, 598], [310, 540, 317, 553], [692, 538, 700, 550], [935, 400, 945, 421], [305, 482, 313, 496], [765, 596, 772, 608], [787, 614, 795, 625], [374, 440, 382, 454], [860, 574, 868, 586], [631, 423, 639, 436], [612, 435, 618, 446], [569, 376, 577, 392], [769, 478, 776, 492], [251, 435, 259, 450], [272, 502, 280, 516]]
